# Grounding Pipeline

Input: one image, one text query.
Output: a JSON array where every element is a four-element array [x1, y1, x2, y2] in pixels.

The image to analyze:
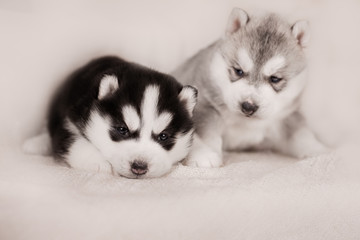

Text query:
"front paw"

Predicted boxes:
[[291, 142, 332, 159], [185, 149, 223, 168], [68, 159, 113, 175]]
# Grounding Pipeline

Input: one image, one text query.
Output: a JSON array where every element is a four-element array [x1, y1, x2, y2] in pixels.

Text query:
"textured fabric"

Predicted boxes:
[[1, 147, 359, 240]]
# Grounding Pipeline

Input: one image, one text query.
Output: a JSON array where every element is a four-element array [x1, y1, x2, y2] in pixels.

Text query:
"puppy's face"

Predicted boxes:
[[212, 9, 309, 120], [86, 72, 197, 178]]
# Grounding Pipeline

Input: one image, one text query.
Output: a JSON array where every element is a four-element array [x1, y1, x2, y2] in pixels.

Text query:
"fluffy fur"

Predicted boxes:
[[25, 56, 197, 178], [173, 8, 328, 167]]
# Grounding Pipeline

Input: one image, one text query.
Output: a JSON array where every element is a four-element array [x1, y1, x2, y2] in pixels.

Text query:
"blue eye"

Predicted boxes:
[[270, 76, 282, 83], [115, 126, 129, 136], [233, 67, 244, 77], [158, 133, 168, 141]]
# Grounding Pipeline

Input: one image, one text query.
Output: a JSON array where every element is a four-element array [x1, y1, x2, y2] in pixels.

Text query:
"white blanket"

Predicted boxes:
[[1, 145, 360, 240]]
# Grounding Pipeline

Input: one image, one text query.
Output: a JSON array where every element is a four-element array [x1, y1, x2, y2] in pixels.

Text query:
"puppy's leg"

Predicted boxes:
[[22, 132, 52, 156], [185, 103, 224, 167], [185, 133, 223, 168], [66, 137, 113, 174], [283, 126, 329, 158], [275, 112, 329, 158]]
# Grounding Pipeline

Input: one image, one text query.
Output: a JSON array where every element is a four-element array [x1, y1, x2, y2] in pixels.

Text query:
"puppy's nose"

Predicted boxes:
[[241, 101, 259, 116], [131, 161, 148, 176]]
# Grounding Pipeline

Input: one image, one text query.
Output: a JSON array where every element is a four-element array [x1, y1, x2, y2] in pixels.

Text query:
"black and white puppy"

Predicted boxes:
[[26, 56, 197, 178]]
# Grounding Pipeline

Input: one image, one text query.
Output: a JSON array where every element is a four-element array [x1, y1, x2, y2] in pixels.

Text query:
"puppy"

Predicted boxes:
[[173, 8, 328, 167], [25, 56, 197, 178]]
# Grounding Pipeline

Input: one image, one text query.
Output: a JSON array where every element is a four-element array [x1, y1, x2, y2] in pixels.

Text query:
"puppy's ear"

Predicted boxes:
[[291, 20, 310, 48], [178, 85, 198, 117], [226, 8, 249, 36], [98, 75, 119, 99]]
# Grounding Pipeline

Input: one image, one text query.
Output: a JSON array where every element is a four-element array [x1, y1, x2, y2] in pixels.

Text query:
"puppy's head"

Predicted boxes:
[[85, 64, 197, 178], [212, 8, 309, 119]]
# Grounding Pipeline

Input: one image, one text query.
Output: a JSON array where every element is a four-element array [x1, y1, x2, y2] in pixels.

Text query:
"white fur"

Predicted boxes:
[[210, 51, 240, 111], [211, 51, 259, 113], [140, 85, 159, 138], [211, 50, 307, 119], [153, 112, 173, 135], [185, 134, 222, 168], [65, 117, 80, 135], [140, 85, 173, 135], [98, 75, 118, 99], [205, 47, 319, 159], [22, 132, 52, 156], [64, 118, 112, 174], [212, 49, 309, 151], [85, 110, 191, 178], [167, 130, 193, 165], [122, 105, 140, 131], [66, 137, 113, 174], [84, 112, 114, 158], [25, 84, 193, 177], [262, 56, 285, 76], [215, 65, 315, 154], [276, 126, 329, 158], [222, 113, 268, 151], [238, 48, 254, 72], [178, 86, 197, 116], [79, 85, 192, 178]]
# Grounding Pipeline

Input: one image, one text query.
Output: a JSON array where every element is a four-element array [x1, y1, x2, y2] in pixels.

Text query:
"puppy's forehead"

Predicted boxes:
[[122, 105, 140, 131], [230, 14, 293, 64], [237, 48, 254, 72], [228, 15, 307, 76], [152, 111, 173, 135], [140, 85, 174, 136], [262, 55, 285, 76]]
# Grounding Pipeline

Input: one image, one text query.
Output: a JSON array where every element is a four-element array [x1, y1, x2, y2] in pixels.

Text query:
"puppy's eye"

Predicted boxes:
[[158, 133, 168, 141], [233, 67, 244, 77], [115, 126, 129, 136], [270, 76, 282, 83]]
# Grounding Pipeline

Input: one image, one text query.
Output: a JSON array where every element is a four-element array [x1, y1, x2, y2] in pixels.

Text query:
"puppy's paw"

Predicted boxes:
[[69, 159, 113, 175], [22, 133, 52, 156], [186, 148, 223, 168], [286, 127, 332, 159], [295, 145, 332, 159]]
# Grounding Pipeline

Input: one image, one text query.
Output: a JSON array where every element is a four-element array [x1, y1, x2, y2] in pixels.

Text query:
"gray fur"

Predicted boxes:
[[220, 14, 307, 90], [173, 8, 328, 166]]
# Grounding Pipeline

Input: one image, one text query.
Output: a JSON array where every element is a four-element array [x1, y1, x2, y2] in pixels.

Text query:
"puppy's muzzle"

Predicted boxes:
[[240, 101, 259, 116], [131, 161, 148, 176]]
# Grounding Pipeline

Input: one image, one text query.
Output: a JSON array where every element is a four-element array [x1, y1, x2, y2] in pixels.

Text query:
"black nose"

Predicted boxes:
[[131, 161, 148, 176], [241, 101, 259, 116]]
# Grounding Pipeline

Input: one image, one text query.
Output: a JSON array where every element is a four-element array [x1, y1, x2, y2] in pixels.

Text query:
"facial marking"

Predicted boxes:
[[140, 85, 160, 138], [122, 105, 140, 131], [262, 56, 285, 76], [153, 112, 173, 135], [238, 48, 254, 72]]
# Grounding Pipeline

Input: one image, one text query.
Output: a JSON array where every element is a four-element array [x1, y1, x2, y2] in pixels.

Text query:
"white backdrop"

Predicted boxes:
[[1, 0, 360, 239], [0, 0, 360, 145]]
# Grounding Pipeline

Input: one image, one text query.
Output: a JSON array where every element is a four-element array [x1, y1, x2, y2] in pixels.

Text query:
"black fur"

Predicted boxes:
[[48, 56, 193, 160]]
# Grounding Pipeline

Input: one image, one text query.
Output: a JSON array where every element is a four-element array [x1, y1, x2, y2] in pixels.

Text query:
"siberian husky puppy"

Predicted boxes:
[[173, 8, 328, 167], [24, 56, 197, 178]]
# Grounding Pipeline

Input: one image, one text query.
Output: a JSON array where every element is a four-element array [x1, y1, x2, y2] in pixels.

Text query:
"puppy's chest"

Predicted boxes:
[[221, 114, 276, 151]]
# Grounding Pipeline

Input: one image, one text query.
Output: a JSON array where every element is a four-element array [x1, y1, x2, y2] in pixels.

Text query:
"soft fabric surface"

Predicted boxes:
[[1, 0, 360, 239], [1, 147, 360, 240]]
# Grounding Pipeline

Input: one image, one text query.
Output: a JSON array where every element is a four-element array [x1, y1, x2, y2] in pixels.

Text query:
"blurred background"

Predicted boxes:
[[0, 0, 359, 150]]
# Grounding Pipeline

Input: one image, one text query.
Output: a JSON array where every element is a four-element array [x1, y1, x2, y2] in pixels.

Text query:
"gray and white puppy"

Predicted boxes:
[[173, 8, 328, 167]]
